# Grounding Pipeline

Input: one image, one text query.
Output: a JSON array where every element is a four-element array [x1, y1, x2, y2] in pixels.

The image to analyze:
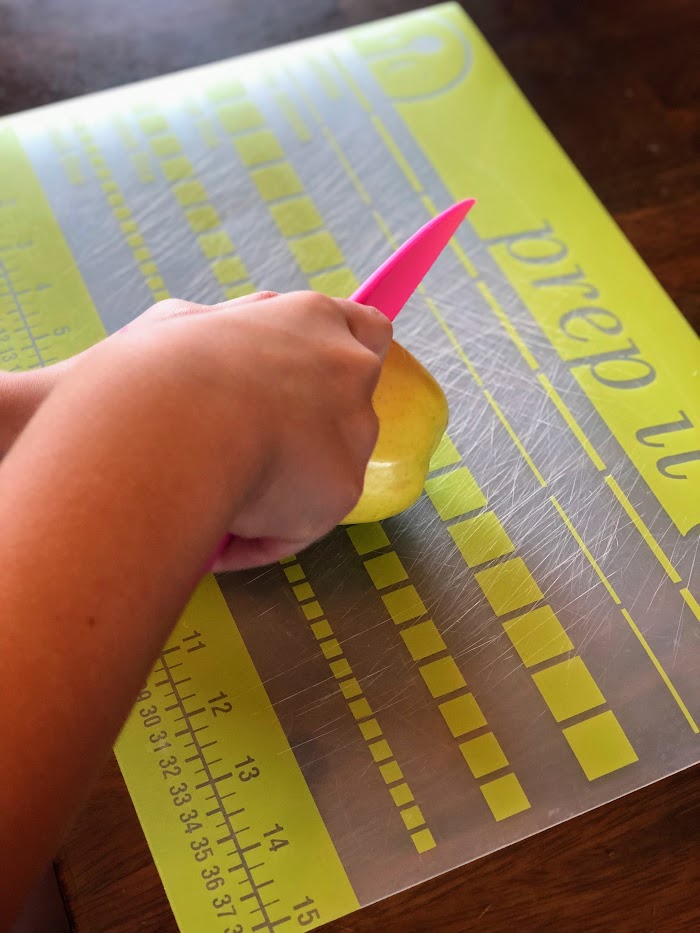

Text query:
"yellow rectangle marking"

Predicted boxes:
[[212, 256, 248, 285], [234, 129, 284, 166], [401, 620, 447, 662], [283, 564, 305, 583], [205, 79, 245, 101], [224, 284, 256, 300], [477, 281, 540, 370], [424, 467, 487, 520], [152, 289, 170, 302], [308, 268, 359, 298], [364, 552, 408, 589], [269, 196, 322, 237], [537, 374, 605, 470], [330, 659, 352, 679], [382, 586, 426, 625], [133, 247, 151, 263], [359, 719, 382, 741], [379, 761, 403, 784], [140, 261, 158, 276], [310, 620, 333, 640], [347, 522, 389, 556], [411, 828, 436, 853], [349, 698, 372, 721], [605, 475, 681, 583], [113, 206, 131, 220], [185, 204, 221, 233], [475, 558, 544, 616], [532, 657, 606, 723], [439, 694, 487, 738], [320, 639, 342, 660], [302, 601, 324, 621], [681, 588, 700, 625], [274, 90, 312, 142], [449, 512, 515, 567], [339, 678, 362, 699], [429, 433, 462, 471], [480, 774, 531, 821], [483, 390, 547, 486], [419, 657, 466, 698], [322, 127, 370, 203], [198, 231, 235, 259], [147, 276, 166, 291], [293, 582, 314, 601], [459, 733, 509, 778], [550, 496, 621, 604], [251, 163, 304, 201], [620, 609, 698, 733], [371, 115, 421, 192], [161, 156, 194, 182], [390, 784, 414, 807], [149, 134, 183, 157], [107, 192, 124, 206], [563, 710, 638, 780], [137, 113, 168, 135], [400, 806, 425, 830], [175, 181, 208, 207], [289, 230, 344, 274], [279, 555, 296, 564], [126, 233, 144, 247], [217, 101, 265, 134], [503, 605, 574, 667], [369, 740, 392, 762]]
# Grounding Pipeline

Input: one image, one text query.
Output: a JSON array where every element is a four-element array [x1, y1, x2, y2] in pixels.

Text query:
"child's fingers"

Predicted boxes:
[[333, 298, 393, 360], [211, 534, 301, 572]]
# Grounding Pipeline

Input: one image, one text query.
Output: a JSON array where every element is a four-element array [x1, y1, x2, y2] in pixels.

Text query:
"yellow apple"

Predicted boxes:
[[342, 340, 448, 525]]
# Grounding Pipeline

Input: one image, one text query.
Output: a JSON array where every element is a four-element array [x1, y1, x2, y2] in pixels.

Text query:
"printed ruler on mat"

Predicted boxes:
[[2, 2, 699, 929]]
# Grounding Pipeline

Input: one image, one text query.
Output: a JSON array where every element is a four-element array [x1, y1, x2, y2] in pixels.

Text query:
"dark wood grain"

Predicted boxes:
[[2, 0, 698, 930]]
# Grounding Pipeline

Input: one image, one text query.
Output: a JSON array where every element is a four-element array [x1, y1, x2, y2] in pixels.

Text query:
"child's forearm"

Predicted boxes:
[[0, 339, 260, 922]]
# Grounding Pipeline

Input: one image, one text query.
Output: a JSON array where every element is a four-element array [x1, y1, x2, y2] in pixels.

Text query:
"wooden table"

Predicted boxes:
[[3, 1, 699, 929]]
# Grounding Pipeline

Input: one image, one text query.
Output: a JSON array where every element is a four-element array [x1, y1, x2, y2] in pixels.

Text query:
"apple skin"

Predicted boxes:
[[341, 340, 448, 525]]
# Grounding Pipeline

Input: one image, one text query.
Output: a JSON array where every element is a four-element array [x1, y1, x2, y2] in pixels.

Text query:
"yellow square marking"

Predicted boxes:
[[234, 130, 284, 166], [302, 601, 324, 621], [292, 582, 314, 601], [320, 638, 342, 660], [439, 694, 487, 738], [364, 552, 408, 589], [330, 659, 351, 679], [308, 268, 359, 298], [289, 231, 344, 274], [401, 620, 447, 662], [270, 197, 323, 237], [186, 204, 221, 233], [279, 555, 296, 564], [349, 698, 372, 720], [480, 774, 531, 821], [475, 558, 543, 616], [411, 828, 436, 853], [339, 678, 362, 699], [95, 167, 111, 179], [198, 231, 235, 259], [217, 101, 264, 134], [310, 620, 332, 640], [147, 276, 166, 291], [532, 657, 605, 723], [121, 221, 138, 235], [224, 284, 256, 300], [563, 710, 638, 780], [138, 113, 168, 135], [449, 513, 515, 568], [251, 163, 303, 202], [390, 783, 414, 807], [206, 80, 245, 101], [425, 467, 486, 520], [133, 247, 151, 263], [460, 733, 509, 778], [400, 806, 425, 830], [140, 261, 158, 276], [379, 761, 402, 784], [212, 257, 248, 285], [175, 182, 209, 207], [359, 718, 382, 740], [126, 234, 144, 247], [152, 289, 170, 302], [429, 433, 461, 471], [368, 740, 392, 762], [504, 606, 574, 667], [419, 657, 466, 698], [382, 586, 426, 625], [347, 523, 389, 556], [101, 180, 119, 193], [114, 206, 131, 220], [283, 564, 304, 583], [149, 134, 183, 157], [107, 193, 124, 206], [161, 156, 194, 182]]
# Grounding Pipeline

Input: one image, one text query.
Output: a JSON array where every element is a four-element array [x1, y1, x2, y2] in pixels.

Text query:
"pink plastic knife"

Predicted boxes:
[[211, 197, 474, 568]]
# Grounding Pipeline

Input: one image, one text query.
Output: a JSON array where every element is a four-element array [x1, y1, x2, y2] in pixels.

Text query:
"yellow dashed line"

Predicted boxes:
[[323, 128, 370, 203], [329, 51, 371, 112], [538, 374, 606, 470], [273, 90, 312, 142], [371, 115, 422, 193], [483, 390, 546, 486], [550, 496, 620, 603], [681, 588, 700, 625], [477, 281, 540, 370], [605, 475, 681, 583]]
